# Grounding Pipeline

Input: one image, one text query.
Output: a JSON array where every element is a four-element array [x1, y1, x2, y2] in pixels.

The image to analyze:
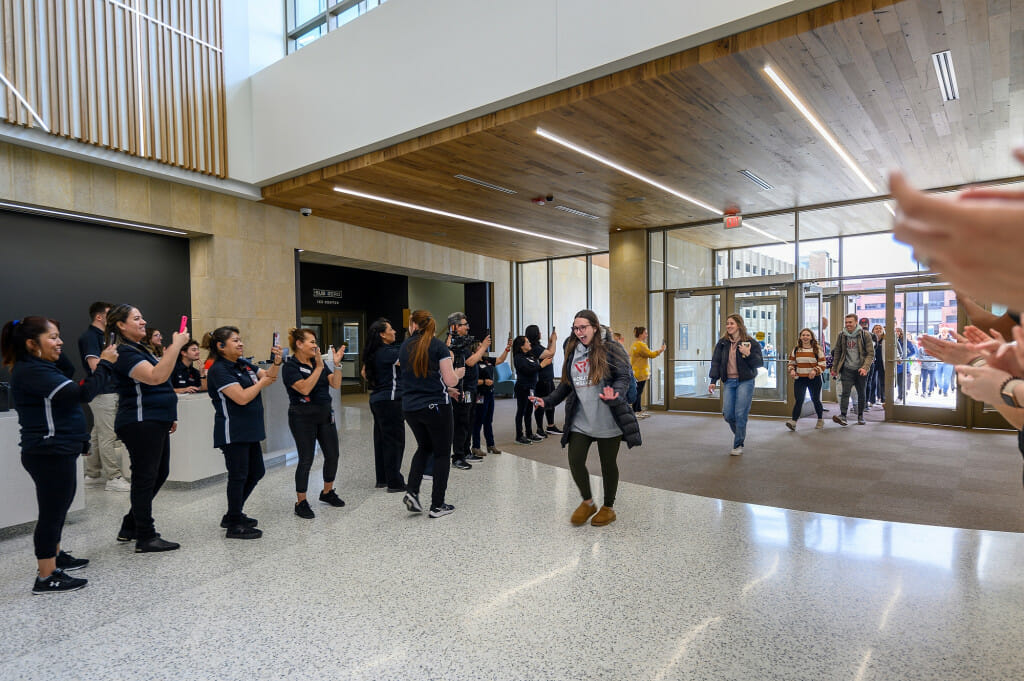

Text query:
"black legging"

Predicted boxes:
[[288, 403, 340, 493], [116, 420, 171, 542], [632, 380, 647, 413], [21, 450, 78, 559], [404, 404, 453, 508], [221, 442, 265, 521], [370, 399, 406, 489], [567, 432, 621, 507], [791, 376, 824, 420], [514, 384, 535, 439], [533, 378, 555, 431]]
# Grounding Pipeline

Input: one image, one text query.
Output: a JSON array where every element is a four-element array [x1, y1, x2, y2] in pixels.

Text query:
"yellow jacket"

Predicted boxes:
[[629, 340, 662, 381]]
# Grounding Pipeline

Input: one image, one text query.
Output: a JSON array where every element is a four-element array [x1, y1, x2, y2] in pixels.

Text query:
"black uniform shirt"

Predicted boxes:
[[207, 357, 265, 447]]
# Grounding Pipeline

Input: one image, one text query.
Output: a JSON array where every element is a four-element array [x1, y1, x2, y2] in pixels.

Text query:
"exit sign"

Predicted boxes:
[[724, 214, 743, 229]]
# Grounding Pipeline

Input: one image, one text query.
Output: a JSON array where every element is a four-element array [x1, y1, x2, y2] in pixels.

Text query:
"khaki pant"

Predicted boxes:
[[84, 392, 127, 480]]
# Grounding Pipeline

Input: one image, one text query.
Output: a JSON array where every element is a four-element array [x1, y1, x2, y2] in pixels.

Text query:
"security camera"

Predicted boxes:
[[300, 207, 312, 217]]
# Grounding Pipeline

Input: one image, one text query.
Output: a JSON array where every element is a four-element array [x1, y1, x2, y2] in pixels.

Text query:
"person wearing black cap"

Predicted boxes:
[[281, 328, 346, 519], [106, 304, 189, 553], [205, 326, 281, 538], [3, 316, 118, 593], [446, 311, 490, 470]]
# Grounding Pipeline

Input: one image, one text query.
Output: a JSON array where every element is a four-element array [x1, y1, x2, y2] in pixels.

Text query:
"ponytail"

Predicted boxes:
[[409, 310, 436, 378], [1, 316, 53, 368]]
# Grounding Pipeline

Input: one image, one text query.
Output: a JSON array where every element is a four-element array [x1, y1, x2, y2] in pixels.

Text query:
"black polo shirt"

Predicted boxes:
[[207, 357, 265, 447], [171, 361, 202, 390], [111, 342, 178, 429], [477, 362, 494, 396], [368, 343, 402, 404], [77, 325, 117, 393], [11, 355, 113, 453], [530, 342, 555, 382], [281, 356, 333, 406], [398, 333, 452, 412]]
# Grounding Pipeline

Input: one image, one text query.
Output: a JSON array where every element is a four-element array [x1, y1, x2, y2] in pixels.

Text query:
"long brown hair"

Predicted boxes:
[[792, 328, 821, 359], [560, 309, 609, 386], [724, 313, 752, 341], [409, 310, 436, 378]]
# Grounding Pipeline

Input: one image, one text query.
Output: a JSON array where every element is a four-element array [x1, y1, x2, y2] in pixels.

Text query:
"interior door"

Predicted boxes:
[[727, 287, 790, 416], [666, 290, 722, 411]]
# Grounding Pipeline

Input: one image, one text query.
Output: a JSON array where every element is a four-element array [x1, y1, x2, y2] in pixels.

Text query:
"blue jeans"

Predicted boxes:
[[722, 378, 754, 448], [937, 364, 954, 394]]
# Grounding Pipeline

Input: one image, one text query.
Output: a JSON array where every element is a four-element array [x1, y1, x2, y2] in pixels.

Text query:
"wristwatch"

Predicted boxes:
[[999, 377, 1024, 408]]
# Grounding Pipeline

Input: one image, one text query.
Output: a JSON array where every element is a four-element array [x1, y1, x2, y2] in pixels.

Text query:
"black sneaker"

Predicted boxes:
[[547, 425, 563, 434], [857, 417, 866, 425], [32, 568, 87, 595], [319, 489, 346, 507], [294, 499, 315, 519], [375, 482, 387, 488], [451, 458, 472, 470], [225, 524, 263, 540], [135, 536, 180, 553], [529, 434, 545, 442], [515, 437, 532, 445], [386, 485, 406, 493], [428, 504, 455, 518], [464, 453, 484, 463], [220, 514, 258, 529], [534, 430, 549, 438], [55, 550, 89, 571], [403, 491, 423, 513], [116, 518, 136, 542]]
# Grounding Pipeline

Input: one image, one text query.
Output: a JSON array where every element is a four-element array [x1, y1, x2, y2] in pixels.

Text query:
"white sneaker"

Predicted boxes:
[[84, 475, 105, 487], [639, 411, 652, 419], [105, 476, 131, 492], [729, 446, 743, 456], [785, 420, 796, 431]]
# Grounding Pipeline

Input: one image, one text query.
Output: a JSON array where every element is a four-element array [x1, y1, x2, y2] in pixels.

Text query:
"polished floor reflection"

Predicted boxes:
[[0, 401, 1022, 680]]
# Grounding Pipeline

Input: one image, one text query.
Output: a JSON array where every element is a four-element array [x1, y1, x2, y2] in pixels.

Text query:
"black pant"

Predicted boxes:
[[221, 441, 265, 521], [839, 369, 868, 418], [370, 399, 406, 488], [514, 384, 535, 439], [567, 432, 621, 507], [534, 378, 555, 430], [632, 379, 647, 413], [21, 450, 78, 559], [791, 376, 823, 420], [867, 363, 886, 403], [896, 368, 907, 401], [405, 404, 453, 509], [288, 403, 340, 493], [473, 391, 495, 448], [116, 420, 171, 542], [451, 398, 474, 460]]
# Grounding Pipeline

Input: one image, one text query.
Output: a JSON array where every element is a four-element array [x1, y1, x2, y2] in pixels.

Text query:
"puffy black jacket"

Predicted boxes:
[[545, 333, 641, 449], [709, 336, 764, 382]]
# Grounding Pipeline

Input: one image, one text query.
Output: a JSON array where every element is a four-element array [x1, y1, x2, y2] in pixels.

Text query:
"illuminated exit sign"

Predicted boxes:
[[724, 214, 743, 229]]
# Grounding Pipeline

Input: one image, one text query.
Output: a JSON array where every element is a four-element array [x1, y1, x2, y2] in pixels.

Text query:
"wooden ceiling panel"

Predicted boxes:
[[263, 0, 1024, 262]]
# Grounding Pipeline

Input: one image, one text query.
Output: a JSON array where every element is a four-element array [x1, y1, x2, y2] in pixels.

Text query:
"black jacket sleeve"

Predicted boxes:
[[51, 360, 113, 406], [514, 354, 541, 377]]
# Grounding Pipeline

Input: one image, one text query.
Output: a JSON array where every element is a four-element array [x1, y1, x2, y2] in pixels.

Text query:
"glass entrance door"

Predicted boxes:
[[728, 288, 790, 416], [666, 291, 722, 411], [300, 310, 365, 394]]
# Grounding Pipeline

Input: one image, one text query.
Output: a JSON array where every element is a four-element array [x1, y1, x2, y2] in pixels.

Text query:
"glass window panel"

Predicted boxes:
[[666, 230, 714, 288], [673, 294, 719, 399], [798, 238, 839, 280], [733, 290, 788, 402], [649, 231, 664, 290], [520, 261, 548, 340], [294, 23, 325, 50], [294, 0, 326, 27], [551, 256, 589, 375], [648, 292, 665, 405], [842, 232, 921, 279], [591, 254, 610, 326]]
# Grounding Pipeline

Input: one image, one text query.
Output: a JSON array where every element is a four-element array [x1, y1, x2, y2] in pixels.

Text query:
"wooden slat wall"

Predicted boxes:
[[0, 0, 226, 177]]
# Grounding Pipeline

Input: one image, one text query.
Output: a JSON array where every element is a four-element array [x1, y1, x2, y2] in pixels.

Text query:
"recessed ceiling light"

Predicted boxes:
[[762, 64, 879, 194], [931, 51, 959, 102], [738, 169, 773, 191], [332, 186, 600, 250], [536, 127, 721, 215], [554, 205, 600, 220], [453, 174, 517, 194], [625, 196, 645, 203]]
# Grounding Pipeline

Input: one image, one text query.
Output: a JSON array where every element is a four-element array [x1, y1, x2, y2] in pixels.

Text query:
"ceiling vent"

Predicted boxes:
[[453, 174, 517, 194], [738, 169, 773, 191], [555, 205, 600, 220], [931, 50, 959, 102]]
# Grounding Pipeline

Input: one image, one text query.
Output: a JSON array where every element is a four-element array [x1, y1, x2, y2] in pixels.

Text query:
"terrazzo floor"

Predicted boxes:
[[1, 399, 1023, 680]]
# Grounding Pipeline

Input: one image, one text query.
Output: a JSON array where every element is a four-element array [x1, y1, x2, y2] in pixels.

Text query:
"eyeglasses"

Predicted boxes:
[[572, 325, 591, 333]]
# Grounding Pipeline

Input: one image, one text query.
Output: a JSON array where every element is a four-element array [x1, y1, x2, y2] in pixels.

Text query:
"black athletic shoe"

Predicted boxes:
[[547, 425, 563, 434], [403, 491, 423, 513], [294, 499, 315, 519], [464, 453, 484, 463], [515, 437, 532, 445], [225, 524, 263, 540], [220, 514, 258, 529], [534, 430, 549, 438], [116, 519, 136, 542], [428, 504, 455, 518], [386, 486, 406, 493], [319, 489, 346, 507], [375, 482, 387, 488], [32, 568, 87, 595], [529, 434, 545, 442], [55, 550, 89, 571], [135, 536, 180, 553], [451, 458, 472, 470]]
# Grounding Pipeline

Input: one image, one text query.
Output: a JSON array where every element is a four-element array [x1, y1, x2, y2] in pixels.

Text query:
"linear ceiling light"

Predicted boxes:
[[0, 200, 188, 235], [762, 64, 878, 194], [738, 169, 773, 191], [0, 72, 49, 132], [535, 127, 721, 215], [931, 51, 959, 102], [554, 205, 600, 220], [743, 220, 789, 245], [332, 186, 600, 250]]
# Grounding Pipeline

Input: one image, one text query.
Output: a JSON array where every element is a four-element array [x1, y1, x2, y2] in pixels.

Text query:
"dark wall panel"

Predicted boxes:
[[0, 211, 191, 379], [299, 263, 408, 333]]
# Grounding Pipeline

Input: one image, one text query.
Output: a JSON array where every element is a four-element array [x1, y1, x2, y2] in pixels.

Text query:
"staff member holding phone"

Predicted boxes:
[[205, 326, 281, 538], [709, 313, 763, 456], [282, 328, 346, 519], [106, 304, 189, 552]]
